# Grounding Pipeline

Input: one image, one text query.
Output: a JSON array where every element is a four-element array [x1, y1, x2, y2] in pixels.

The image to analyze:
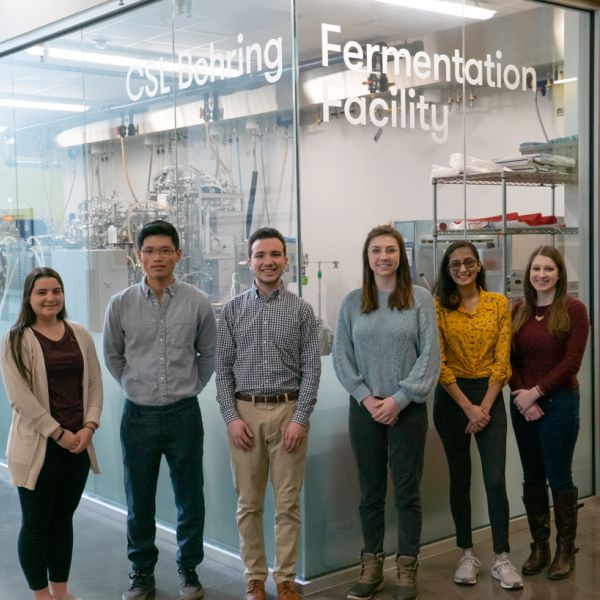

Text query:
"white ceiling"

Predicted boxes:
[[0, 0, 581, 133]]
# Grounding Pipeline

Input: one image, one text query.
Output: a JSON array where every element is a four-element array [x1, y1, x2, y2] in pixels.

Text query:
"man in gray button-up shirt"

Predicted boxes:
[[104, 220, 216, 600]]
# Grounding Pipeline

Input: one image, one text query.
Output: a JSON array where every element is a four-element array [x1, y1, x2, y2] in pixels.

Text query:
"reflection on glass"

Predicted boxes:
[[0, 0, 297, 570], [296, 0, 592, 580], [0, 0, 594, 584]]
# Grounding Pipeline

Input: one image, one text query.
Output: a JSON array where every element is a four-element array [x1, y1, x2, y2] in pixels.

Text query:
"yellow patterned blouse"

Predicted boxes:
[[435, 290, 512, 386]]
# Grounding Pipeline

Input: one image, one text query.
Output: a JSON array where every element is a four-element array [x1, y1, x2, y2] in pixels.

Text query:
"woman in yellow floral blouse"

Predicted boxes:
[[433, 241, 522, 591]]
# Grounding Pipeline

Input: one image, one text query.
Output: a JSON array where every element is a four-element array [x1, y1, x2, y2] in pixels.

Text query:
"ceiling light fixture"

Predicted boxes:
[[28, 45, 140, 68], [0, 98, 89, 112], [373, 0, 496, 20], [25, 45, 241, 78]]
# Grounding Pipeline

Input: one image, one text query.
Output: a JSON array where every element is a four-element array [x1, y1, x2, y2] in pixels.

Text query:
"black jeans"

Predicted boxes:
[[349, 397, 428, 557], [433, 378, 510, 554], [121, 397, 205, 573], [17, 440, 90, 591]]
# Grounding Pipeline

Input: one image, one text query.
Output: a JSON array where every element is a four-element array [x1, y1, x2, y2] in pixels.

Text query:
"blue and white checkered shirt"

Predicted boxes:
[[103, 279, 217, 405], [216, 283, 321, 427]]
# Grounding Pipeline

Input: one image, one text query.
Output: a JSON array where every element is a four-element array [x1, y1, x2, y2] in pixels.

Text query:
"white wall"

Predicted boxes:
[[43, 80, 567, 335], [298, 86, 565, 330], [54, 84, 566, 332]]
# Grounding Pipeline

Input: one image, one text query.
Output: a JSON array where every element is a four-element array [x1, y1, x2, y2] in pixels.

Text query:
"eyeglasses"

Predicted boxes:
[[448, 258, 479, 273], [140, 248, 176, 256]]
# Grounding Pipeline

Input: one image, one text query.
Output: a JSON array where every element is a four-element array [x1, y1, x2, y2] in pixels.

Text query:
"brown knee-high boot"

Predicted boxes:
[[521, 483, 551, 575], [547, 487, 579, 580]]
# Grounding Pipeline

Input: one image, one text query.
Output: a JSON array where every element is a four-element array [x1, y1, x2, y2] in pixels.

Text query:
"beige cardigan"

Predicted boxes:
[[1, 321, 103, 490]]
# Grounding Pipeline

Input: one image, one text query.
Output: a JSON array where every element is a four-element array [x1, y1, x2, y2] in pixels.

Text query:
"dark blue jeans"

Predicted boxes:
[[349, 397, 428, 557], [121, 397, 204, 573], [433, 379, 510, 554], [510, 388, 580, 492], [18, 440, 90, 590]]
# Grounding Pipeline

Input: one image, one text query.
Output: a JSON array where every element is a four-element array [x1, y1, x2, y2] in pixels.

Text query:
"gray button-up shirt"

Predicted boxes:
[[216, 283, 321, 427], [103, 279, 217, 405]]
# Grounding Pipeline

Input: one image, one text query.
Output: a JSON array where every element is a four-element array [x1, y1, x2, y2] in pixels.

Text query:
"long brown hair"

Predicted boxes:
[[512, 246, 570, 337], [8, 267, 67, 383], [361, 224, 413, 313]]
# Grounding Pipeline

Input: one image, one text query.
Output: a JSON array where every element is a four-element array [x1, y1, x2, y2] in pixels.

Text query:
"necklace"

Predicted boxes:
[[534, 306, 546, 321]]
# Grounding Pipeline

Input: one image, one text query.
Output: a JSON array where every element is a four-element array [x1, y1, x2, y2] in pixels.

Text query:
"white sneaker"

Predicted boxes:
[[491, 553, 524, 589], [454, 549, 481, 585]]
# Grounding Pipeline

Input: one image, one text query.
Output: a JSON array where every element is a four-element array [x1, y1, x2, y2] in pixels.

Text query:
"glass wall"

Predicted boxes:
[[0, 0, 297, 561], [0, 0, 594, 583], [295, 0, 593, 579]]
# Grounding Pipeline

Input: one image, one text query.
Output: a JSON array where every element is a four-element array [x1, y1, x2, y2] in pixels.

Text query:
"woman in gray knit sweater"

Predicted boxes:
[[333, 225, 440, 600]]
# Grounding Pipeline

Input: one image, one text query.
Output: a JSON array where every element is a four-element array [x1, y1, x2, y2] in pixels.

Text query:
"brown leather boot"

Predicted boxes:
[[244, 579, 266, 600], [276, 580, 300, 600], [547, 487, 579, 580], [521, 482, 551, 575]]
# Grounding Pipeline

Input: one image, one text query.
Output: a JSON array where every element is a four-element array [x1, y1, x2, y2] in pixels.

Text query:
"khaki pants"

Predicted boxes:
[[230, 399, 307, 583]]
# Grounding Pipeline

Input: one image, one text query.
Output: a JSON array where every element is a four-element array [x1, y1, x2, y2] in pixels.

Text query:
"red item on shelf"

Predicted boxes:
[[525, 215, 558, 226]]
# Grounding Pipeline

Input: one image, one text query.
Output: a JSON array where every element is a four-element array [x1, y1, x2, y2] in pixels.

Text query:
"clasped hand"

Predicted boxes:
[[512, 388, 545, 421], [464, 404, 490, 434], [56, 428, 93, 454], [363, 395, 401, 425]]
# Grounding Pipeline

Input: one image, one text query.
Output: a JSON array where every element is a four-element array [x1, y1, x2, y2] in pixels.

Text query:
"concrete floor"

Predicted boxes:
[[1, 466, 599, 600]]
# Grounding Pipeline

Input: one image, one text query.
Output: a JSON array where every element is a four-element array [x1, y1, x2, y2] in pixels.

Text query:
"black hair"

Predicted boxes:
[[433, 240, 487, 310], [137, 220, 180, 250]]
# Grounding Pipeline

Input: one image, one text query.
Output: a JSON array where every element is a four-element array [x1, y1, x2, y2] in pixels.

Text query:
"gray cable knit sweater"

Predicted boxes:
[[333, 286, 441, 410]]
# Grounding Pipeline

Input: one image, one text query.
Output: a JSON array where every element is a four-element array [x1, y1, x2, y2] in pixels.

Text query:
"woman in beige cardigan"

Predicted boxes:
[[1, 267, 102, 600]]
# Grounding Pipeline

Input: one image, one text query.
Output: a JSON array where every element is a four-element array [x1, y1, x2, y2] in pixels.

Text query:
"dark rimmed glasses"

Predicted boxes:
[[448, 258, 479, 273]]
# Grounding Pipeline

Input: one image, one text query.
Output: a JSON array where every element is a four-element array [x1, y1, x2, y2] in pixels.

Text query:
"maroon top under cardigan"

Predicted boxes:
[[33, 323, 84, 432], [509, 297, 589, 395]]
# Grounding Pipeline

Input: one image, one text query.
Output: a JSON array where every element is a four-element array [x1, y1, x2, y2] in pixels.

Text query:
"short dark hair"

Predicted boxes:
[[137, 220, 179, 250], [433, 240, 487, 309], [248, 227, 287, 257]]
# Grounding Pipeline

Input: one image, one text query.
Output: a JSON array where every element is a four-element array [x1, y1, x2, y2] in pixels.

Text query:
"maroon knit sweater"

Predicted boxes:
[[509, 297, 589, 394]]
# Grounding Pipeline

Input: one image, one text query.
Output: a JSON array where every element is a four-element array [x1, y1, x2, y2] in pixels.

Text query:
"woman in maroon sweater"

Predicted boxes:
[[510, 246, 588, 581]]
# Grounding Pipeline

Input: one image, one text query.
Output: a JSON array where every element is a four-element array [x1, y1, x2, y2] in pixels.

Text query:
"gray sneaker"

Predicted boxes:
[[347, 552, 385, 600], [122, 571, 155, 600], [454, 549, 481, 585], [491, 553, 524, 590], [178, 568, 204, 600]]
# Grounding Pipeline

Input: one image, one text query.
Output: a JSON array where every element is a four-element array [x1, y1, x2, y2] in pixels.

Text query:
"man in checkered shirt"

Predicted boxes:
[[216, 227, 321, 600]]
